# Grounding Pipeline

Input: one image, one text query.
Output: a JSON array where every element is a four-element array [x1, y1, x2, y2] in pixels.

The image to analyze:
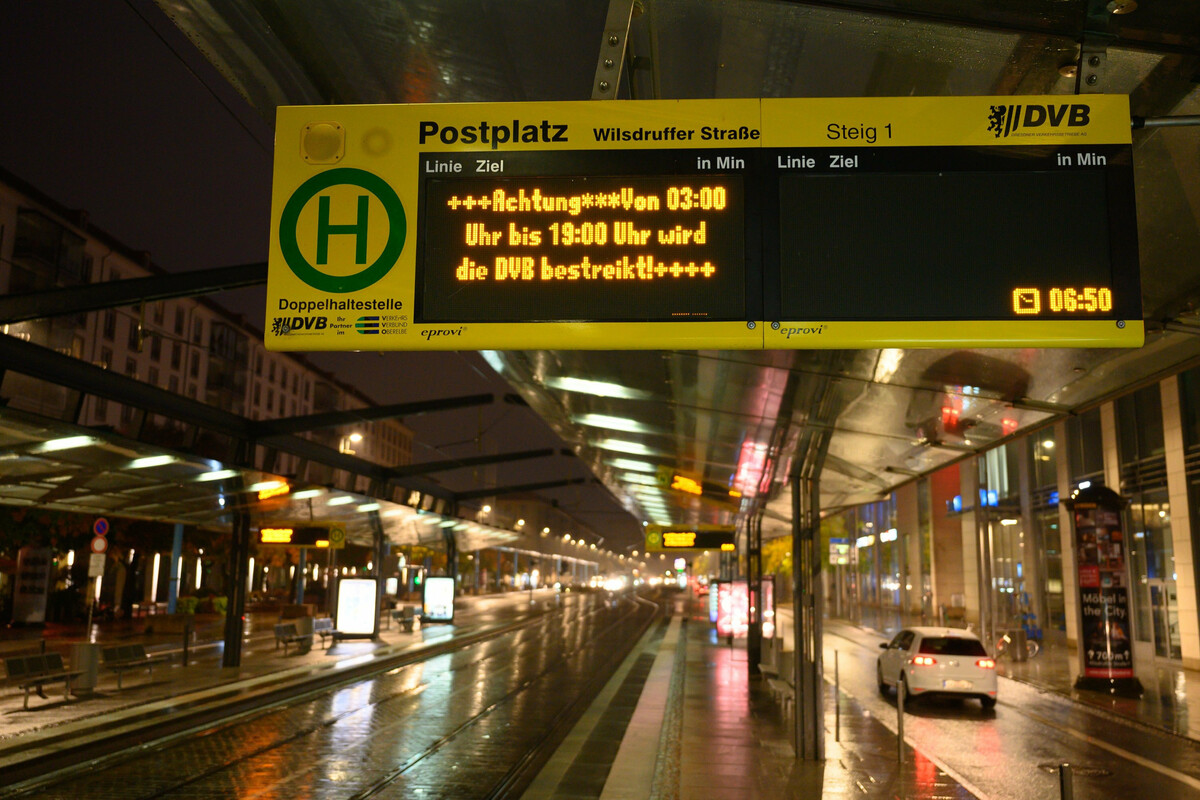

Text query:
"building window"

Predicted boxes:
[[292, 374, 298, 393], [171, 342, 182, 370], [125, 358, 137, 378], [255, 352, 262, 376], [102, 309, 116, 340], [174, 307, 184, 335], [153, 301, 164, 325], [169, 375, 179, 393], [192, 318, 203, 344], [99, 347, 112, 370], [95, 396, 108, 419], [253, 384, 261, 406], [148, 367, 159, 387], [267, 389, 274, 412], [268, 360, 276, 382], [1116, 384, 1165, 464], [1067, 408, 1104, 484], [189, 352, 199, 378], [187, 385, 197, 399], [121, 403, 136, 424], [280, 366, 288, 387], [127, 319, 141, 351], [150, 335, 161, 362]]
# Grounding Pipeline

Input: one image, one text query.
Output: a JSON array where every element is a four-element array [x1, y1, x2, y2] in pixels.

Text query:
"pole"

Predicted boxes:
[[223, 509, 251, 668], [897, 676, 905, 762], [295, 547, 307, 604], [167, 523, 183, 613], [1058, 763, 1073, 799], [834, 649, 840, 742]]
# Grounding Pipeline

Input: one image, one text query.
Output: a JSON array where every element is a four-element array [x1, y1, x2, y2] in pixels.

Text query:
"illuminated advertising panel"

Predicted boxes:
[[335, 578, 378, 637], [267, 96, 1139, 351], [716, 580, 749, 639], [761, 577, 775, 640], [423, 576, 456, 623]]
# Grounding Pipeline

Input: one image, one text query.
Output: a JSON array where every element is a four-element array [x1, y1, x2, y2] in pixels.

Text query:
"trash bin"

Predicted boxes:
[[71, 642, 102, 693], [1008, 628, 1027, 662], [293, 615, 315, 651]]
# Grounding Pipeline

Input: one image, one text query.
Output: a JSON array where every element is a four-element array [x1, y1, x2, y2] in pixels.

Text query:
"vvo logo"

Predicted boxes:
[[988, 103, 1090, 138], [271, 316, 328, 336], [278, 168, 407, 293]]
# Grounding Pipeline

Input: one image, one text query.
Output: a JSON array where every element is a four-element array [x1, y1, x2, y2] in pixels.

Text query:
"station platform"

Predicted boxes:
[[2, 593, 1200, 798]]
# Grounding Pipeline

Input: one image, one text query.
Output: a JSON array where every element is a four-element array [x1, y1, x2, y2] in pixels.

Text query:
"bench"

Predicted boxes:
[[101, 644, 170, 689], [391, 606, 417, 632], [274, 623, 311, 655], [313, 617, 339, 648], [0, 638, 47, 657], [4, 653, 83, 710], [765, 650, 796, 722]]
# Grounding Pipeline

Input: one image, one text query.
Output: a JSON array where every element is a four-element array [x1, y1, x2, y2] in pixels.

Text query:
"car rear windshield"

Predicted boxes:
[[918, 637, 988, 656]]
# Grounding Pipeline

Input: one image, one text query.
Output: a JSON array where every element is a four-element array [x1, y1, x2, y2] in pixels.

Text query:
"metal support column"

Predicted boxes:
[[747, 514, 763, 675], [792, 471, 825, 760], [369, 507, 387, 638], [444, 527, 458, 581], [168, 523, 183, 614], [295, 548, 307, 604], [223, 511, 251, 668]]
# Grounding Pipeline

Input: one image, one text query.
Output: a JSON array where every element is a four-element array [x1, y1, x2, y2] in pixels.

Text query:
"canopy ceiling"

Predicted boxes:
[[150, 0, 1200, 545]]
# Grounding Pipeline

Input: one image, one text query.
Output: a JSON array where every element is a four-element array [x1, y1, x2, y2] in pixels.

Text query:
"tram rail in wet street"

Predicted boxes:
[[2, 592, 660, 800]]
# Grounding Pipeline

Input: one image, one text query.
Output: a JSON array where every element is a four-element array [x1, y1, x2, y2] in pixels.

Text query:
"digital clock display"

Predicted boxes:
[[419, 174, 746, 323]]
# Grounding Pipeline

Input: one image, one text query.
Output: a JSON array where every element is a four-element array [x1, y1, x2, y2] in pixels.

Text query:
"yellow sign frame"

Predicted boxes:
[[267, 96, 1140, 351]]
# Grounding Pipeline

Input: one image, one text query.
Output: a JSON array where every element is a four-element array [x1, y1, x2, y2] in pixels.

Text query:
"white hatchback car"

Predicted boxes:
[[877, 627, 997, 709]]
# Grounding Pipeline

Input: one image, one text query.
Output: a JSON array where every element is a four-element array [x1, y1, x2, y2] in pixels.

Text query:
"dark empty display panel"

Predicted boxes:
[[777, 170, 1115, 321]]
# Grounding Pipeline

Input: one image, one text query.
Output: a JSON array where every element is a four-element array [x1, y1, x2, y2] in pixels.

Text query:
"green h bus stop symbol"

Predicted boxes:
[[278, 168, 407, 293]]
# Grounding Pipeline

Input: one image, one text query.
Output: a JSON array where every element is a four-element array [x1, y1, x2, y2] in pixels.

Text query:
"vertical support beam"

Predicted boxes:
[[1161, 375, 1200, 669], [369, 506, 387, 638], [1056, 420, 1081, 650], [747, 514, 763, 677], [591, 0, 637, 100], [295, 548, 307, 605], [445, 528, 459, 581], [168, 523, 183, 614], [792, 469, 825, 761], [223, 510, 250, 667]]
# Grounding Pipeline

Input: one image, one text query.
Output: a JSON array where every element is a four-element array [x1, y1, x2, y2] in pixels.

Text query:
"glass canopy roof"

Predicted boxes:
[[132, 1, 1200, 544]]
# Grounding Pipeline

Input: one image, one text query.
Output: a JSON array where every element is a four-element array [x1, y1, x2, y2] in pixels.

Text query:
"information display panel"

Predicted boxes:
[[645, 524, 736, 552], [760, 96, 1141, 348], [266, 96, 1140, 351], [420, 168, 746, 324], [267, 99, 761, 351]]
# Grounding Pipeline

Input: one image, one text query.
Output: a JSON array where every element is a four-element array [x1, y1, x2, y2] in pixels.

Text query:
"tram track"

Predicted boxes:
[[4, 591, 661, 800]]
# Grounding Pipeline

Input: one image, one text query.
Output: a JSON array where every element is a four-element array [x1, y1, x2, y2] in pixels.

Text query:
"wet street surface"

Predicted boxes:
[[826, 625, 1200, 799], [9, 592, 657, 800]]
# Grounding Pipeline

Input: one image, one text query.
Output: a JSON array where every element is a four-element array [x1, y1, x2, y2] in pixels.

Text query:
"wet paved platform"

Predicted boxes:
[[525, 599, 976, 799], [3, 593, 1200, 798]]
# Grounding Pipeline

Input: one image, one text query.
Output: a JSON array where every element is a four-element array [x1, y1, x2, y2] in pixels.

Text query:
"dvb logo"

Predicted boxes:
[[987, 104, 1090, 138]]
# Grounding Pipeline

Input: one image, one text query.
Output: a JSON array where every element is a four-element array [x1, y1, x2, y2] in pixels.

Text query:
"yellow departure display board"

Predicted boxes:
[[266, 97, 1141, 351], [645, 524, 737, 552]]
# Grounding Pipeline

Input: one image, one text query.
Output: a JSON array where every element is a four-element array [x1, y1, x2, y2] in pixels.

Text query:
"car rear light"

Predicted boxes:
[[976, 658, 996, 669], [911, 655, 937, 666]]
